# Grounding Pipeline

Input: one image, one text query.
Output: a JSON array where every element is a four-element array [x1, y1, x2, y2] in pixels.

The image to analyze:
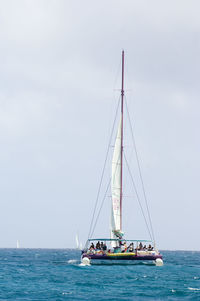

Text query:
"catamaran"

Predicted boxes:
[[81, 51, 163, 266]]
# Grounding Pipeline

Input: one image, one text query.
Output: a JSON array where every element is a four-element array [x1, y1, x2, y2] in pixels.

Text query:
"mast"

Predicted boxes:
[[120, 50, 124, 230]]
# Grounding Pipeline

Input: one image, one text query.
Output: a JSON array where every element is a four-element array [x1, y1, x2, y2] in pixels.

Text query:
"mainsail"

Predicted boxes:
[[111, 116, 123, 243], [110, 51, 124, 246]]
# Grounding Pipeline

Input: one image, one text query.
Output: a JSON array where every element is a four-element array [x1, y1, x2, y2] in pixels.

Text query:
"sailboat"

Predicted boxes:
[[16, 240, 20, 249], [81, 51, 163, 266], [75, 234, 83, 250]]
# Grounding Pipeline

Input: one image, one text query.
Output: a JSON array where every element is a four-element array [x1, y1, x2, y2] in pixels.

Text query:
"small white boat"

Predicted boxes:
[[75, 234, 83, 250]]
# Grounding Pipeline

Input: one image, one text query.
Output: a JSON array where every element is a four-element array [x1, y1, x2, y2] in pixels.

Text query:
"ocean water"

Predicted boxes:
[[0, 249, 199, 300]]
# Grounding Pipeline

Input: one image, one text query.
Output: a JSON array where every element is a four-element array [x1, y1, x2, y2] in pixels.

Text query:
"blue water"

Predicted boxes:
[[0, 249, 199, 300]]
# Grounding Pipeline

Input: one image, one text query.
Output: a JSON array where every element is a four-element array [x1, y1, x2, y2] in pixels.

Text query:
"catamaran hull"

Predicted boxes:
[[82, 253, 163, 264], [85, 260, 159, 265]]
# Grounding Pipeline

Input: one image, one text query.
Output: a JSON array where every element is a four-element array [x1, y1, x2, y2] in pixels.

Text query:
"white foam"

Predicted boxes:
[[68, 259, 78, 264], [188, 287, 200, 291], [62, 292, 72, 295], [79, 262, 91, 267], [171, 289, 176, 293]]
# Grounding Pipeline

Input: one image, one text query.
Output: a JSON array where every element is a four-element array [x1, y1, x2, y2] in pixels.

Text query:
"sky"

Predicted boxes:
[[0, 0, 200, 250]]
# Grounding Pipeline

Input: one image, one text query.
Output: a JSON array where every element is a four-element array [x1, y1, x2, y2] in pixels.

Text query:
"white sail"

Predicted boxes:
[[111, 117, 122, 245], [16, 240, 20, 249], [75, 234, 79, 249], [75, 234, 83, 250]]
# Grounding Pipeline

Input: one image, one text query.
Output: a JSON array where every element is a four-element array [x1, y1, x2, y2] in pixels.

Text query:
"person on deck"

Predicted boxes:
[[124, 242, 127, 252], [100, 242, 104, 250], [139, 242, 143, 250], [103, 243, 107, 251], [128, 243, 134, 252], [96, 241, 100, 249], [121, 242, 127, 253], [90, 243, 95, 250], [121, 244, 125, 252]]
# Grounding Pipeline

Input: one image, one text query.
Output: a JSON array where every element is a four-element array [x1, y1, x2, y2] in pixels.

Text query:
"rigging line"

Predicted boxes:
[[87, 97, 121, 240], [90, 178, 111, 239], [124, 97, 156, 243], [124, 152, 153, 241]]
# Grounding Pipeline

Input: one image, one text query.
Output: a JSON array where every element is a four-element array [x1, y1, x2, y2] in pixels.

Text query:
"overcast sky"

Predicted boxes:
[[0, 0, 200, 250]]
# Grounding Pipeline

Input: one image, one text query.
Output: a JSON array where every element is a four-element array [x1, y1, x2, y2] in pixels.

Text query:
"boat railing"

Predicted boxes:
[[84, 238, 157, 255]]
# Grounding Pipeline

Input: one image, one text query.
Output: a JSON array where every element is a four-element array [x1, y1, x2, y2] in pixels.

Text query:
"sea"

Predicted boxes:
[[0, 249, 199, 300]]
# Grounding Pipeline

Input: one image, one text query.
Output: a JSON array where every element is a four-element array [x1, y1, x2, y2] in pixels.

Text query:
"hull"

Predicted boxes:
[[82, 252, 163, 262]]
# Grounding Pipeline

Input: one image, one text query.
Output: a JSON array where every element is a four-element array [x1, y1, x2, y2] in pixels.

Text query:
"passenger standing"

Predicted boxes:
[[96, 241, 100, 249]]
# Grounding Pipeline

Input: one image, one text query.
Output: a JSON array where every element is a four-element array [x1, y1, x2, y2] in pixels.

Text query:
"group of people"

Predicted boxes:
[[120, 241, 154, 252], [136, 242, 154, 251], [89, 241, 154, 253], [89, 241, 107, 251], [120, 242, 134, 252]]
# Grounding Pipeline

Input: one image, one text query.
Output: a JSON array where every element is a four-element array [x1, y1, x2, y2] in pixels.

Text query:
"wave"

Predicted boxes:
[[68, 259, 78, 264]]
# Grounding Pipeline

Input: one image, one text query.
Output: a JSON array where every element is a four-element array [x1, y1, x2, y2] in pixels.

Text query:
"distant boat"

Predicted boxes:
[[16, 240, 20, 249], [75, 234, 83, 250], [81, 51, 163, 266]]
